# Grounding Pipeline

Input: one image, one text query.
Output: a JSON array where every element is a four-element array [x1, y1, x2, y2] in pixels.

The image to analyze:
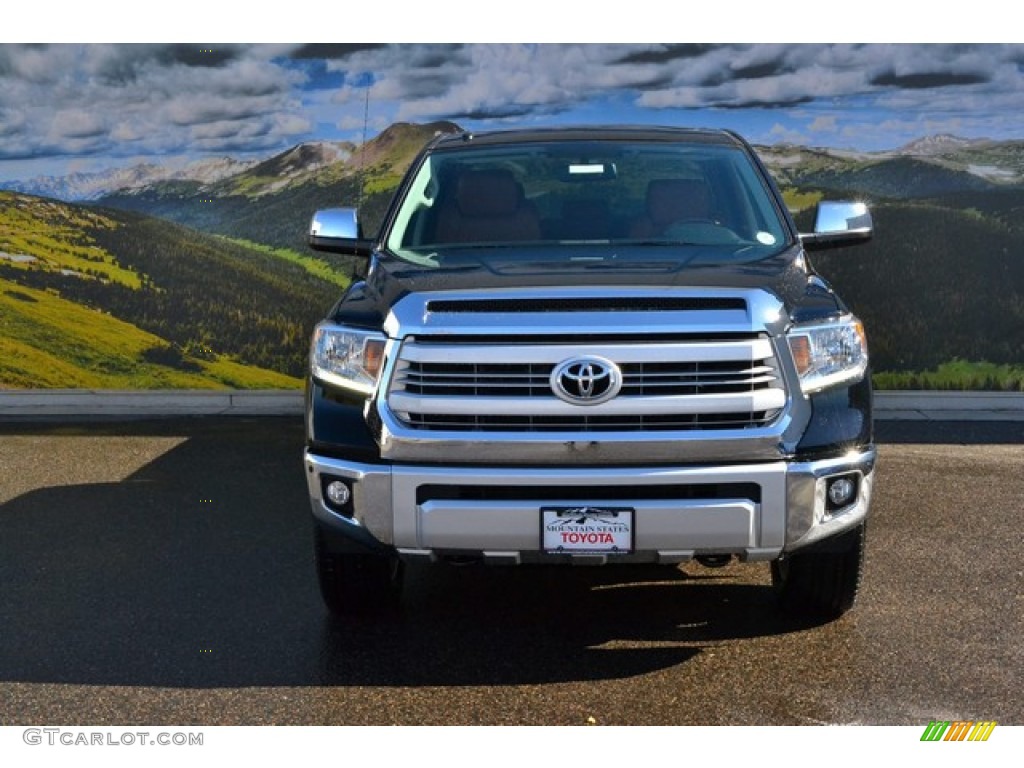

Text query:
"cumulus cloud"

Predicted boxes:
[[390, 45, 652, 120], [0, 44, 306, 163], [871, 71, 989, 89], [612, 44, 722, 66], [290, 44, 388, 60], [769, 123, 809, 146], [51, 109, 107, 140], [0, 43, 1022, 175], [0, 106, 25, 137], [808, 115, 838, 134]]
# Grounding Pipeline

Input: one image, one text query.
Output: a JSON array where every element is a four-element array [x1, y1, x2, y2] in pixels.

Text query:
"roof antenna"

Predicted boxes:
[[356, 80, 371, 216]]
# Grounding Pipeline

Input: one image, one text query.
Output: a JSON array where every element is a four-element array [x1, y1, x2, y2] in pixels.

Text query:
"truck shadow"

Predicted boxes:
[[0, 418, 834, 690], [315, 564, 819, 687]]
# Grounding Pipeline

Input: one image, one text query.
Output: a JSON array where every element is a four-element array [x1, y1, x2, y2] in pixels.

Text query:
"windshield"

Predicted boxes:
[[384, 140, 791, 266]]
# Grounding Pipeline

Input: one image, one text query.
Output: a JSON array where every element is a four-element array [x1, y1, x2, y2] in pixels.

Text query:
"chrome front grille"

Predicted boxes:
[[387, 336, 786, 433], [400, 361, 550, 397], [400, 359, 778, 398], [621, 361, 778, 396]]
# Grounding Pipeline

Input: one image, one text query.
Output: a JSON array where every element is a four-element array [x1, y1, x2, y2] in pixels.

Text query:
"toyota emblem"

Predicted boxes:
[[550, 357, 622, 405]]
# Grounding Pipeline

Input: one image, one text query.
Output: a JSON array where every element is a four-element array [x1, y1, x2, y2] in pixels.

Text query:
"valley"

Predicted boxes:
[[2, 123, 1021, 390]]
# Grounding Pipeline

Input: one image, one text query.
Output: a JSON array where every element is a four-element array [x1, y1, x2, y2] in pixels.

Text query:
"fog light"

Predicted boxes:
[[827, 476, 856, 509], [325, 480, 351, 507]]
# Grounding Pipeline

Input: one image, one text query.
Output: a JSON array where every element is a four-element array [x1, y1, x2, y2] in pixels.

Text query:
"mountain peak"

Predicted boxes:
[[0, 157, 257, 201], [897, 134, 982, 156], [373, 120, 462, 142], [352, 121, 462, 171]]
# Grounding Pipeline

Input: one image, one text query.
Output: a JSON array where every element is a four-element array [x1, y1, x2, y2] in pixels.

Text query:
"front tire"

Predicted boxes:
[[314, 529, 404, 617], [772, 522, 866, 619]]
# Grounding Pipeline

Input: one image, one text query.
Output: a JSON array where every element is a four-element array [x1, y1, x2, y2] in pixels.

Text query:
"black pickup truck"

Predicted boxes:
[[304, 125, 875, 619]]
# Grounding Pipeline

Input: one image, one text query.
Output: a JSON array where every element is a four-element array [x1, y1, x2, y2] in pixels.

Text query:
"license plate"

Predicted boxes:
[[542, 506, 634, 554]]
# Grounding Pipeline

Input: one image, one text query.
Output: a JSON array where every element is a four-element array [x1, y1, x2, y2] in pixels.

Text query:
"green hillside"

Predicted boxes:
[[793, 156, 995, 199], [0, 195, 139, 287], [769, 141, 1024, 388], [0, 191, 350, 388], [802, 197, 1024, 378], [0, 279, 298, 389], [81, 124, 1024, 390], [760, 138, 1024, 198], [98, 121, 460, 257]]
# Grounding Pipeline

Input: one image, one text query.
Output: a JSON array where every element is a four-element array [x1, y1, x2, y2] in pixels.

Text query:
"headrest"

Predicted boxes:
[[456, 169, 521, 218]]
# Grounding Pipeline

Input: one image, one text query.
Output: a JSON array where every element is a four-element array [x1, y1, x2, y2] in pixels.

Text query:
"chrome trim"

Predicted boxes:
[[389, 390, 786, 417], [309, 207, 359, 240], [372, 286, 794, 462], [415, 498, 760, 556], [365, 286, 811, 463], [390, 461, 789, 559], [383, 286, 786, 338], [814, 201, 872, 235], [550, 356, 622, 405], [305, 452, 395, 545], [784, 447, 877, 550], [396, 339, 777, 364], [305, 448, 876, 563], [377, 420, 791, 464]]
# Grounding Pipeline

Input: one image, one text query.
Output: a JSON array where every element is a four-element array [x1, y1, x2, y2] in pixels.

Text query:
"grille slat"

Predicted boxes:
[[405, 412, 778, 432], [398, 359, 778, 398], [427, 297, 747, 314]]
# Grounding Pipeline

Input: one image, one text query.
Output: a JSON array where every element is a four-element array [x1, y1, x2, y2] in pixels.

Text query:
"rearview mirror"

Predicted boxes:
[[558, 162, 617, 182]]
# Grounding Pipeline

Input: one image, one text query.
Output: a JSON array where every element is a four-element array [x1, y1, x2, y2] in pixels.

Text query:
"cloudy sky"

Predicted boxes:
[[1, 42, 1022, 182]]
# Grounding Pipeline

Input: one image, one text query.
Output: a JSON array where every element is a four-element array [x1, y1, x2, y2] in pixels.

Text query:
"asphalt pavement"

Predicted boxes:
[[0, 417, 1021, 725]]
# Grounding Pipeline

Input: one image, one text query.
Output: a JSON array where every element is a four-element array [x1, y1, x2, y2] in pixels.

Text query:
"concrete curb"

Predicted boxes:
[[0, 389, 304, 418], [1, 389, 1023, 421], [874, 392, 1024, 421]]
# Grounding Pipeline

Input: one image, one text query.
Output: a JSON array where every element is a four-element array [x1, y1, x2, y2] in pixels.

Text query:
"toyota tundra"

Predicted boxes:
[[304, 126, 875, 619]]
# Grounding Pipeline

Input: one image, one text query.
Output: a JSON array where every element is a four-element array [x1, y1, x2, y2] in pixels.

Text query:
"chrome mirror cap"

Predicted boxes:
[[814, 201, 873, 236], [799, 201, 873, 251], [310, 208, 360, 240], [308, 208, 372, 258]]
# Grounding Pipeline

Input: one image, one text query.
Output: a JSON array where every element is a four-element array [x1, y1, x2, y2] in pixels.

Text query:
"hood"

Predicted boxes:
[[332, 244, 838, 329]]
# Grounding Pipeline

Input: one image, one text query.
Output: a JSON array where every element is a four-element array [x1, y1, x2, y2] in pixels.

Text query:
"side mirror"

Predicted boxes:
[[799, 201, 873, 251], [308, 208, 373, 258]]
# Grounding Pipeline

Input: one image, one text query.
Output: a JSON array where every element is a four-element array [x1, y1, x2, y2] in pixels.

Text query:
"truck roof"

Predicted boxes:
[[429, 125, 745, 150]]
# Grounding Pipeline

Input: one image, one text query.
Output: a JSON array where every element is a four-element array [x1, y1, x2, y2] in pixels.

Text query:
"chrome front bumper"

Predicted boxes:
[[305, 447, 876, 564]]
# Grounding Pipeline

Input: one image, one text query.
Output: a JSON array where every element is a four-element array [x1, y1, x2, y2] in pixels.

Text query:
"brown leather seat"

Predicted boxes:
[[435, 169, 541, 244], [630, 178, 712, 238]]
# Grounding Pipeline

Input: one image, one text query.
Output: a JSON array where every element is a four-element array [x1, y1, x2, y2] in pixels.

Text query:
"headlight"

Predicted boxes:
[[310, 323, 387, 395], [786, 316, 868, 394]]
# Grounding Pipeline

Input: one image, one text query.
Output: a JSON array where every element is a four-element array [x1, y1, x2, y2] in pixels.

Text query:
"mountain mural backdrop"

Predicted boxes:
[[2, 121, 1023, 389]]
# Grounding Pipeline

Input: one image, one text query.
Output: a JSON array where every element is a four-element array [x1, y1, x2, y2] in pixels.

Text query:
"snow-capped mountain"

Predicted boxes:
[[896, 134, 986, 156], [1, 156, 260, 201], [4, 128, 1021, 207]]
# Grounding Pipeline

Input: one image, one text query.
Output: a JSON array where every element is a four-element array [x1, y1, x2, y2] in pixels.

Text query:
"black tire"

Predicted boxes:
[[314, 530, 404, 617], [772, 522, 866, 619]]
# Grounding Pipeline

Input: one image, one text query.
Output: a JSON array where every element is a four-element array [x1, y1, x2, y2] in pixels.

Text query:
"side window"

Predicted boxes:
[[388, 157, 441, 249]]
